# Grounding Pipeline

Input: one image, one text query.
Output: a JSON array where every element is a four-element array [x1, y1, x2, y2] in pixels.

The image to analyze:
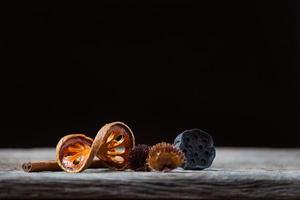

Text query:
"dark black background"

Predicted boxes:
[[1, 1, 300, 148]]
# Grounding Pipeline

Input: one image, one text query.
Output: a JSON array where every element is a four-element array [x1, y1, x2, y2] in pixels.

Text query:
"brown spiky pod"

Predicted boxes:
[[147, 142, 185, 172], [128, 144, 150, 171]]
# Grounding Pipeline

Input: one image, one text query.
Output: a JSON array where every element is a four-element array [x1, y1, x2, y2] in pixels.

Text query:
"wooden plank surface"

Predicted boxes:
[[0, 148, 300, 199]]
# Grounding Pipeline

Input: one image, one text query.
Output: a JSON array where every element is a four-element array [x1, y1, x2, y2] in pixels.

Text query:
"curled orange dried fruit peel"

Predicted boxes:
[[56, 134, 93, 173], [56, 121, 135, 173], [96, 122, 135, 169]]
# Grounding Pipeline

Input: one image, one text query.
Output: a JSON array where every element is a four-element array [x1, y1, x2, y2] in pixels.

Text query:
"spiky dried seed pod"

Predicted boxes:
[[147, 142, 185, 172], [128, 144, 150, 171]]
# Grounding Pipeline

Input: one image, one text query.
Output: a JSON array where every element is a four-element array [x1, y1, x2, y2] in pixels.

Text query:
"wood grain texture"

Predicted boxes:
[[0, 148, 300, 199]]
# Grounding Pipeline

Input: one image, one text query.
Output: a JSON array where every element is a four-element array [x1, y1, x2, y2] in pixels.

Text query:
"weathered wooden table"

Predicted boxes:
[[0, 148, 299, 199]]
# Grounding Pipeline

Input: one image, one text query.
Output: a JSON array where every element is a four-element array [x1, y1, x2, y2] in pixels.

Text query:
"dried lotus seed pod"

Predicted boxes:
[[174, 129, 216, 170]]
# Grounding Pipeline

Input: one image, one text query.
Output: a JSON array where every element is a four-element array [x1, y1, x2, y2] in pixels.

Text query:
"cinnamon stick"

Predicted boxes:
[[22, 159, 106, 172]]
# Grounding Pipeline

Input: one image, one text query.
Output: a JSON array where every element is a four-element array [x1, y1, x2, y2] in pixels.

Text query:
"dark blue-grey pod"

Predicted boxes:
[[174, 129, 216, 170]]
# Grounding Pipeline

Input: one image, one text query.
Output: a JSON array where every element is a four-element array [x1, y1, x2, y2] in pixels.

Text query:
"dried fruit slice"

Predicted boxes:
[[56, 134, 94, 173], [96, 122, 135, 170], [174, 129, 216, 170], [56, 121, 135, 173]]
